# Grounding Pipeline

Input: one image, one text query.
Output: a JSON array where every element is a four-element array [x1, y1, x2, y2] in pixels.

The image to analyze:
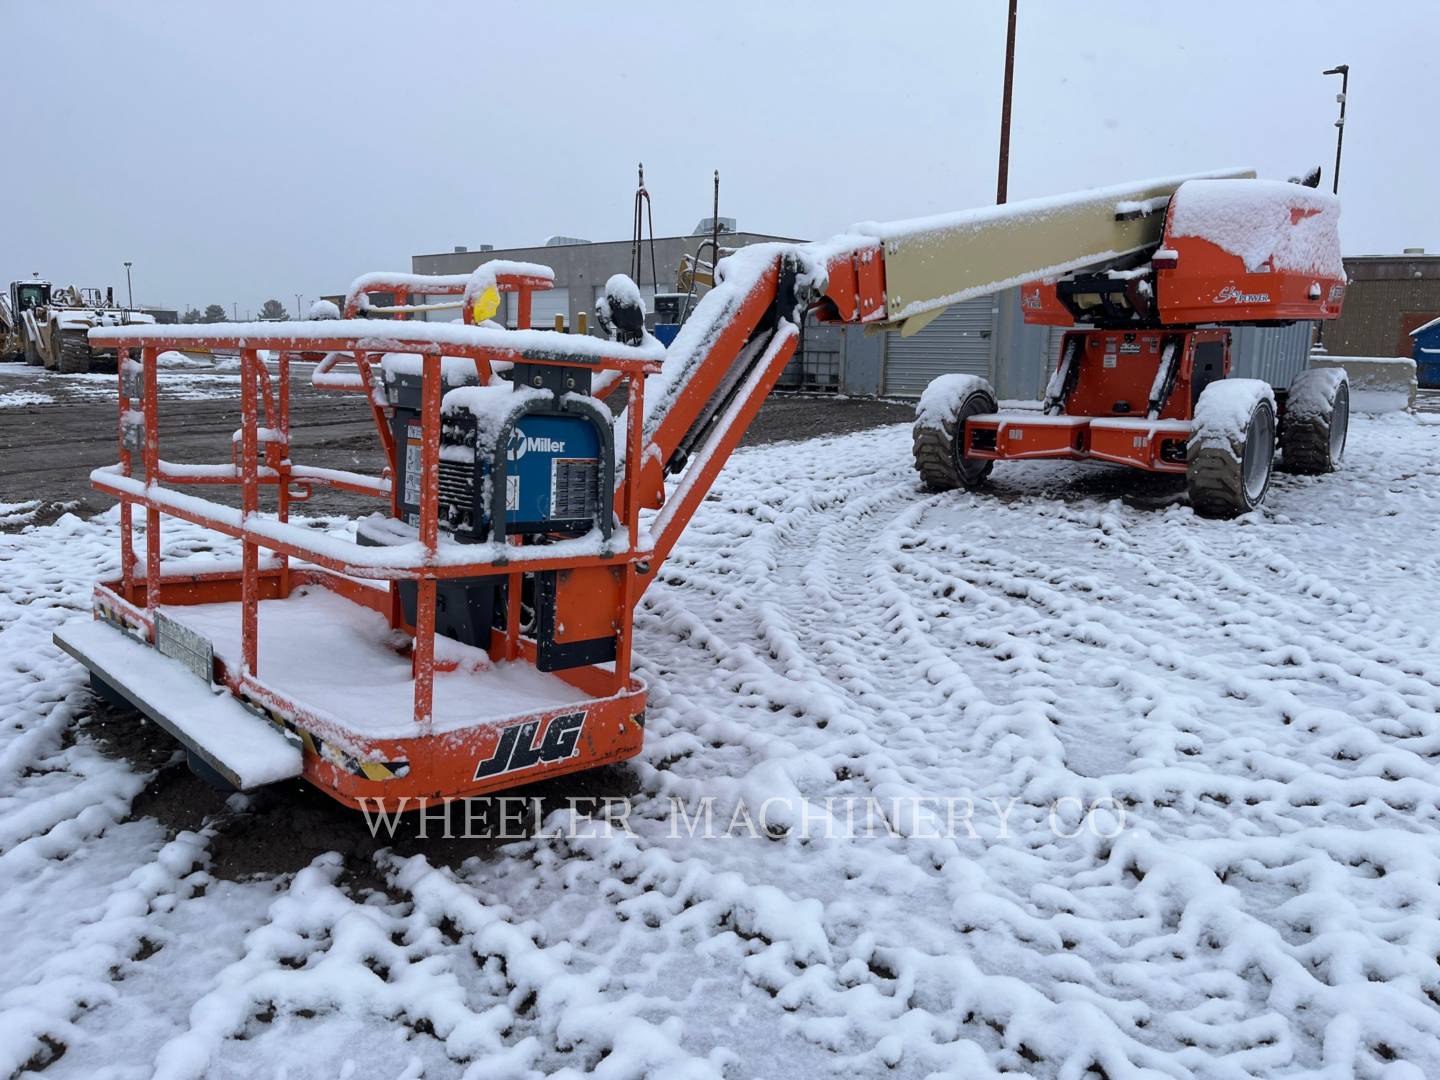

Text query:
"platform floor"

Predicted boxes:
[[165, 586, 592, 740]]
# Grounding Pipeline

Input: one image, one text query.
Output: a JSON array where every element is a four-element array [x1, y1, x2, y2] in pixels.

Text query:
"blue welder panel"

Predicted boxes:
[[506, 415, 601, 526]]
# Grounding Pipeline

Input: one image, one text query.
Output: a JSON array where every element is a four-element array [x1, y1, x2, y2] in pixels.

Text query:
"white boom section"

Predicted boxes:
[[850, 167, 1255, 335], [632, 168, 1257, 453]]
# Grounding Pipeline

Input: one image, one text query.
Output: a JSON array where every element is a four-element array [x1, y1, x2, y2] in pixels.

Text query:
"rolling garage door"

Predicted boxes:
[[882, 296, 996, 396], [506, 287, 571, 329]]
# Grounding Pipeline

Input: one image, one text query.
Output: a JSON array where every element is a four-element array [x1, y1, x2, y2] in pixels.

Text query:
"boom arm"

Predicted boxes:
[[632, 168, 1256, 573]]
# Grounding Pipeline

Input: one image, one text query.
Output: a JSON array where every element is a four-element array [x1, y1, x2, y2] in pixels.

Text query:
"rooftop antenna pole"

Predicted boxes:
[[712, 170, 720, 277], [630, 164, 659, 301], [1323, 64, 1349, 195], [630, 164, 642, 282], [996, 0, 1018, 204]]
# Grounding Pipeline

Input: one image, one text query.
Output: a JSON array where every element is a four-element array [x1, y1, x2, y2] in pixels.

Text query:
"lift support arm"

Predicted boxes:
[[635, 168, 1254, 571]]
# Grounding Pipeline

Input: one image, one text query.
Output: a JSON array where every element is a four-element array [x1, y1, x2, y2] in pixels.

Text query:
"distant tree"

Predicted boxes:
[[180, 307, 203, 324], [258, 299, 288, 321], [202, 304, 227, 323]]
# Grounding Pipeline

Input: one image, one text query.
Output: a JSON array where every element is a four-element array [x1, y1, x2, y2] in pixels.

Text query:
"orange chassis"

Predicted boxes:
[[965, 327, 1232, 474]]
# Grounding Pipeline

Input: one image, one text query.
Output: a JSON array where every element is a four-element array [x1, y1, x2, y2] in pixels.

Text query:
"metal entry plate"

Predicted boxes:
[[155, 609, 215, 685]]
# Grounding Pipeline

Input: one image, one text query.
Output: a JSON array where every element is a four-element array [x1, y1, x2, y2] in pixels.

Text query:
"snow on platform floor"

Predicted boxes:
[[167, 589, 592, 740], [1, 413, 1439, 1078]]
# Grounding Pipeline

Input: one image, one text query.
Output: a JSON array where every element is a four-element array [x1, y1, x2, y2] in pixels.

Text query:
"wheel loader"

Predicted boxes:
[[4, 277, 154, 372]]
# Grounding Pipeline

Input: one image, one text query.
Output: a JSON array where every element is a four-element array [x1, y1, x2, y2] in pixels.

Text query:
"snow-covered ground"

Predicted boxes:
[[0, 356, 274, 407], [2, 412, 1439, 1078]]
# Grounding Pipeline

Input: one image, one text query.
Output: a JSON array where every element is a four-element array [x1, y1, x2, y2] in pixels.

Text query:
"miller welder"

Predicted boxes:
[[360, 353, 618, 670]]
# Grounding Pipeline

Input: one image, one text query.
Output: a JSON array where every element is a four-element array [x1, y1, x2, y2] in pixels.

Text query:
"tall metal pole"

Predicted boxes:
[[996, 0, 1018, 204], [294, 293, 303, 319], [1323, 64, 1348, 195], [124, 261, 133, 309]]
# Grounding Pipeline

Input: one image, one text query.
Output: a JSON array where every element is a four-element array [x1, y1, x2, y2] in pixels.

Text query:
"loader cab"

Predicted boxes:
[[12, 281, 51, 313]]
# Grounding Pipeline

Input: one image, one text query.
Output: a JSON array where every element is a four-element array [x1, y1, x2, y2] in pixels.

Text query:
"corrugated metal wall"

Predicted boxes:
[[881, 307, 1314, 400], [1229, 321, 1313, 387], [882, 297, 995, 396]]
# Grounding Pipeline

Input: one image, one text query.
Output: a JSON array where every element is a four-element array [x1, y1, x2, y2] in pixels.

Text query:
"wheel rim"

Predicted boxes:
[[1242, 403, 1275, 504], [1329, 384, 1349, 463], [952, 392, 995, 483]]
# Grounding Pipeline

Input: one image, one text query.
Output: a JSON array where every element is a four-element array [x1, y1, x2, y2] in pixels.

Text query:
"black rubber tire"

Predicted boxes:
[[58, 329, 95, 373], [1187, 393, 1276, 518], [23, 330, 42, 366], [912, 385, 997, 492], [1281, 373, 1349, 474]]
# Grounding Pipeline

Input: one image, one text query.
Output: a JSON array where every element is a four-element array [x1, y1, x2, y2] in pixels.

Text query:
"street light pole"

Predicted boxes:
[[294, 293, 303, 320], [123, 261, 133, 310], [996, 0, 1018, 204], [1323, 64, 1349, 195]]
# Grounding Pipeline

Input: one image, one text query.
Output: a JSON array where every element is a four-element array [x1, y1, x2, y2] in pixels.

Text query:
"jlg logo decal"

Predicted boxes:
[[474, 711, 586, 780]]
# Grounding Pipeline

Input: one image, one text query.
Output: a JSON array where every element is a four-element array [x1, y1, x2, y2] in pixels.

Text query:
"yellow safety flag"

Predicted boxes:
[[471, 284, 501, 324]]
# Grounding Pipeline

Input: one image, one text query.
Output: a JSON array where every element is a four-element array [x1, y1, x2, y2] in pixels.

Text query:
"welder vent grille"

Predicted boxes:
[[437, 461, 473, 509], [551, 459, 598, 519]]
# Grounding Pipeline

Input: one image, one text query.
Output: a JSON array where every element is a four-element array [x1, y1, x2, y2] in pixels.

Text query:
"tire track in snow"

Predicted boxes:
[[2, 418, 1440, 1076]]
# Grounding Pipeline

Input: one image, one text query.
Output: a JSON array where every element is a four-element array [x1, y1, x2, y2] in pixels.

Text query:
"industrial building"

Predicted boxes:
[[1321, 251, 1440, 358], [410, 226, 1314, 400]]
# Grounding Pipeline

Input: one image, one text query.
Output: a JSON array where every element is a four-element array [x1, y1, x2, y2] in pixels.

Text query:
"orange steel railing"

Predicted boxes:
[[98, 327, 660, 736], [86, 240, 883, 804]]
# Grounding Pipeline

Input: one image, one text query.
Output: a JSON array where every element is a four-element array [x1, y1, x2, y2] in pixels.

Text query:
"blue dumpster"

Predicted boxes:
[[1413, 319, 1440, 389]]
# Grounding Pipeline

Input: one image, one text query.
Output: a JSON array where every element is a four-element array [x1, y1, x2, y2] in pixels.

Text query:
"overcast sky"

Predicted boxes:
[[8, 1, 1436, 317]]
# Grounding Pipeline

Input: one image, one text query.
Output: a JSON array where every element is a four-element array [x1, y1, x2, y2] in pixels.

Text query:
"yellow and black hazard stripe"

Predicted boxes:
[[96, 602, 134, 632], [253, 704, 410, 781]]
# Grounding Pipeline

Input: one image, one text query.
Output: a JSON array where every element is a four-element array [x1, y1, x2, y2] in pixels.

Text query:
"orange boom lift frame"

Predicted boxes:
[[63, 244, 889, 809], [58, 171, 1343, 809], [962, 181, 1345, 481]]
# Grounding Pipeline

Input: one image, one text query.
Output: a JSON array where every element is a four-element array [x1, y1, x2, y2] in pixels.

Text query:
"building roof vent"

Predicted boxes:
[[454, 246, 468, 253], [545, 235, 592, 247], [693, 216, 737, 236], [1403, 247, 1426, 255]]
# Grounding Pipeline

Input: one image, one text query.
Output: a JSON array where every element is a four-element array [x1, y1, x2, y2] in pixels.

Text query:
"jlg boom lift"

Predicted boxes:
[[54, 168, 1347, 807], [911, 174, 1350, 516]]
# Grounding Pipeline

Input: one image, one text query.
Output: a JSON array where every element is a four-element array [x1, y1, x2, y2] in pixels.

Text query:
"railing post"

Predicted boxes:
[[240, 347, 260, 676], [277, 350, 292, 597], [117, 347, 135, 601], [624, 371, 645, 528], [142, 346, 160, 638], [614, 371, 647, 686], [411, 352, 441, 734]]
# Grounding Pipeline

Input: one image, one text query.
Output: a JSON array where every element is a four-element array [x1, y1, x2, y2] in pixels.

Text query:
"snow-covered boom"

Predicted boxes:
[[55, 168, 1345, 808]]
